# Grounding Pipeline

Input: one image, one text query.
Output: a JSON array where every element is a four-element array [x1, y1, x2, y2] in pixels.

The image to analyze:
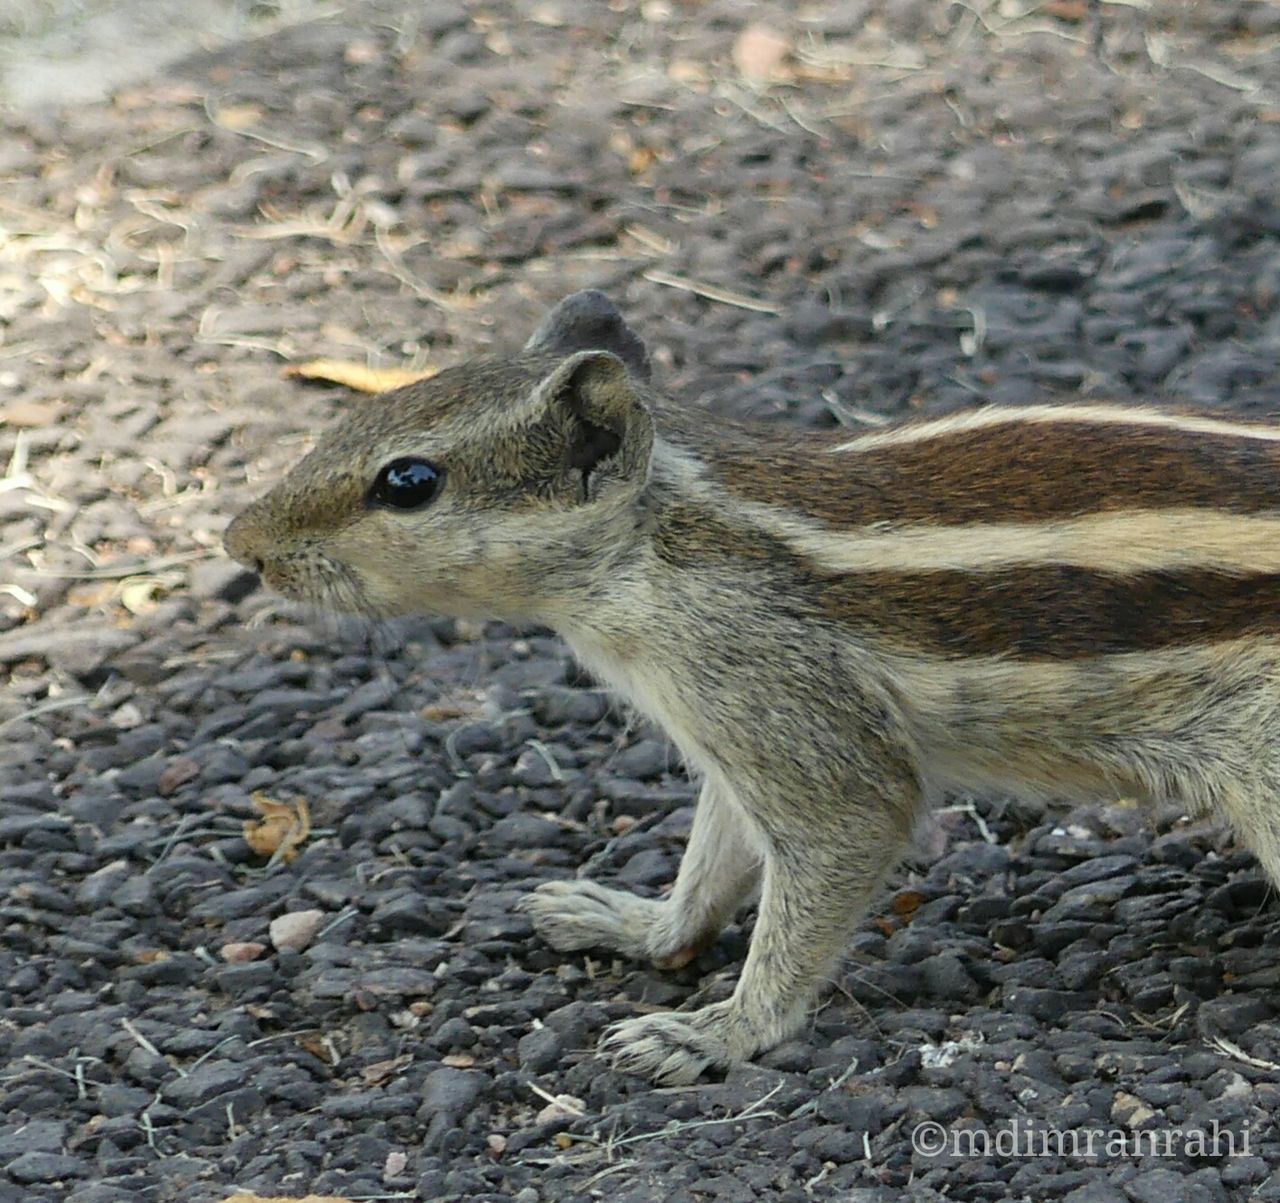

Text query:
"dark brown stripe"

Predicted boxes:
[[818, 566, 1280, 659], [660, 409, 1280, 526], [654, 501, 1280, 659]]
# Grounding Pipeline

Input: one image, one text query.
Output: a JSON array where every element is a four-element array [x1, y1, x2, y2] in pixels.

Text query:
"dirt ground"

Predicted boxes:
[[3, 1, 1280, 1201]]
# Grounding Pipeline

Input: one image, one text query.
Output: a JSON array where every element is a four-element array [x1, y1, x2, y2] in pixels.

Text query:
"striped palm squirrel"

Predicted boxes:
[[226, 290, 1280, 1084]]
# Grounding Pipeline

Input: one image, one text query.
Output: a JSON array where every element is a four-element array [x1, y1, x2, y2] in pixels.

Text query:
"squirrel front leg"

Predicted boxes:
[[600, 768, 921, 1084], [521, 778, 762, 967]]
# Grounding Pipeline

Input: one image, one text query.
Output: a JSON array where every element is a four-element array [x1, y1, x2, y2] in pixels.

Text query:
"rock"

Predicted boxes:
[[0, 1121, 65, 1159], [517, 1026, 563, 1074], [269, 909, 325, 952], [160, 1062, 247, 1108], [420, 1067, 486, 1116], [611, 739, 671, 780], [6, 1152, 89, 1183]]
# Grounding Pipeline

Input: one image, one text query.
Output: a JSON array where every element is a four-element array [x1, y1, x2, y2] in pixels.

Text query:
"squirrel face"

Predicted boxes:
[[225, 293, 656, 621]]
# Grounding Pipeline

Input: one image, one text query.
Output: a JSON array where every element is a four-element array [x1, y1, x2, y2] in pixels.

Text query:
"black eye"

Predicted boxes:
[[369, 458, 442, 509]]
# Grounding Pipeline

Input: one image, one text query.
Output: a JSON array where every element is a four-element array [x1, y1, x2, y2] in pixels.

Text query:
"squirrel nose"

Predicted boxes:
[[223, 510, 264, 574]]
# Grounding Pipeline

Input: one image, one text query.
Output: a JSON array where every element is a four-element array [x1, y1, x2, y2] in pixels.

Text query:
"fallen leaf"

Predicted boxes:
[[157, 756, 200, 795], [442, 1052, 476, 1068], [296, 1032, 338, 1065], [362, 1054, 413, 1086], [892, 888, 924, 921], [243, 793, 311, 862], [420, 693, 486, 722], [284, 360, 437, 394], [732, 24, 791, 82]]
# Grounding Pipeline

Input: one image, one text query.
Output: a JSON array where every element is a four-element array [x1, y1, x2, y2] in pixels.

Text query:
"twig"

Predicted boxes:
[[938, 797, 998, 844], [372, 225, 467, 312], [203, 94, 328, 161], [525, 739, 565, 783], [0, 695, 91, 732], [1207, 1033, 1280, 1072], [573, 1081, 785, 1152], [26, 549, 212, 579], [121, 1018, 183, 1075], [643, 270, 781, 314], [20, 1055, 108, 1089], [790, 1055, 862, 1118], [528, 1081, 585, 1116]]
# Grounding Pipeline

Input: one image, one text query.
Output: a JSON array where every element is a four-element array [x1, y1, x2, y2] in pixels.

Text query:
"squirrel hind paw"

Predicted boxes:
[[599, 1010, 735, 1085]]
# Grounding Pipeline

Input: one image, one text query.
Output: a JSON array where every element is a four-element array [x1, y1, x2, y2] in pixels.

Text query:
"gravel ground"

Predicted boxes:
[[3, 2, 1280, 1201]]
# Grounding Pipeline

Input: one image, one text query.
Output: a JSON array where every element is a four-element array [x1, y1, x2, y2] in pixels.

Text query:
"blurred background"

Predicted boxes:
[[0, 0, 333, 107]]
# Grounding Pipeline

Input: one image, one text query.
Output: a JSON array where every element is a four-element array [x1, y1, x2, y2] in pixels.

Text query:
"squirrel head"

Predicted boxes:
[[224, 291, 655, 621]]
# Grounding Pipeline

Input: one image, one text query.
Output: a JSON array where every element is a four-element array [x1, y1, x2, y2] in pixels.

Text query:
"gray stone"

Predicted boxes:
[[6, 1151, 88, 1183]]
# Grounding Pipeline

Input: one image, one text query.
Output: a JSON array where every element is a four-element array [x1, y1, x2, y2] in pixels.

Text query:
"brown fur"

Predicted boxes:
[[670, 410, 1280, 528], [815, 566, 1280, 659]]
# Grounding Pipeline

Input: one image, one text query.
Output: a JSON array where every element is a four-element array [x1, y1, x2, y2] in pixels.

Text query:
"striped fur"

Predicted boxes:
[[226, 292, 1280, 1085], [656, 404, 1280, 660]]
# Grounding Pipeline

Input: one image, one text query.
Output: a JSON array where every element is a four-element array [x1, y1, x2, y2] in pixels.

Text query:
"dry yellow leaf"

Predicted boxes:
[[361, 1054, 413, 1086], [283, 360, 437, 394], [243, 793, 311, 862], [296, 1032, 336, 1064]]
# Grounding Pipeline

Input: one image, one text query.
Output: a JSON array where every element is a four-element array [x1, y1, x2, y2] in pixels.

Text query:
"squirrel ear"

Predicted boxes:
[[524, 290, 651, 381], [538, 351, 653, 485]]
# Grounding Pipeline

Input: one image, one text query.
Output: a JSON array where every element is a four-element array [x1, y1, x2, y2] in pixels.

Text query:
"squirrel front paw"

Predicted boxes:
[[519, 879, 662, 960], [599, 1002, 745, 1085]]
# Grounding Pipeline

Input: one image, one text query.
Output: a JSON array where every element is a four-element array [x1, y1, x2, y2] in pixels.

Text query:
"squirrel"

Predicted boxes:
[[226, 290, 1280, 1085]]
